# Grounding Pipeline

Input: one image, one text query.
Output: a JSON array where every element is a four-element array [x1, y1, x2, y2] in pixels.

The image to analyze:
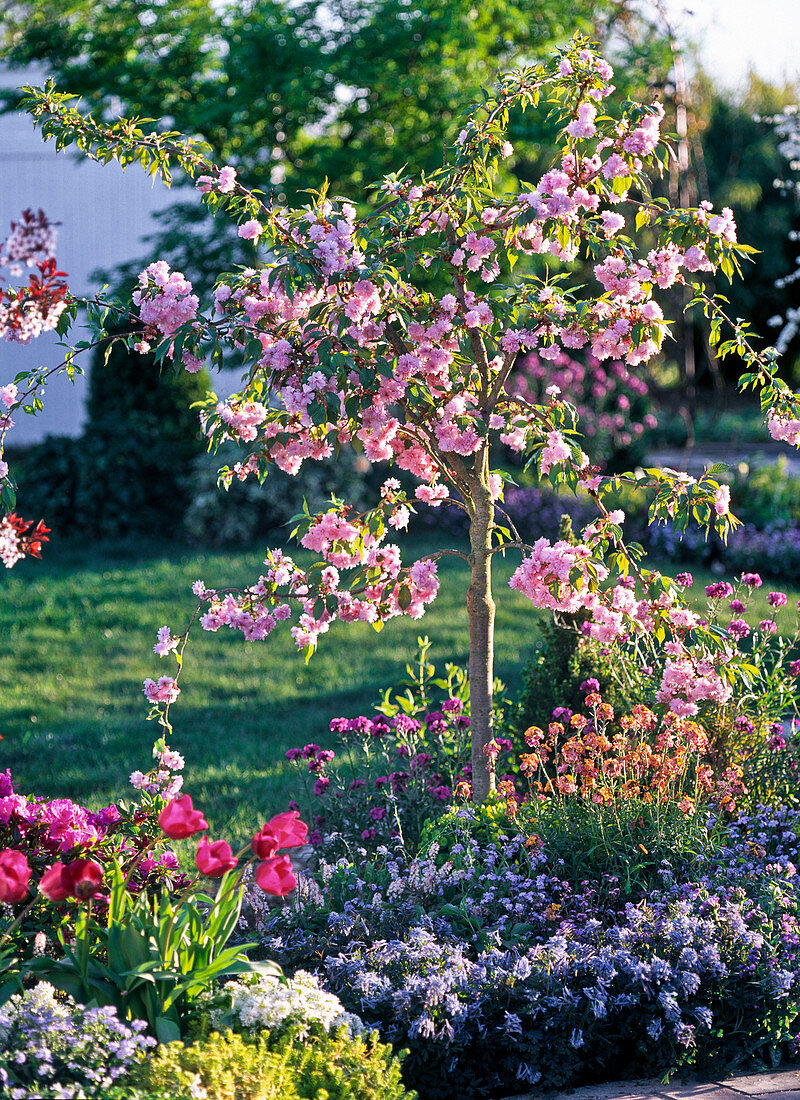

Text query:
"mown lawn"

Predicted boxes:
[[2, 533, 798, 842]]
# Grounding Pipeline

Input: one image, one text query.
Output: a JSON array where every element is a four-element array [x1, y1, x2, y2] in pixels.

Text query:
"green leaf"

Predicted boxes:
[[155, 1016, 181, 1044]]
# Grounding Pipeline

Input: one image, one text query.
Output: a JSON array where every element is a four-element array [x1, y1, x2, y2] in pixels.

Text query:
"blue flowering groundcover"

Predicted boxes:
[[255, 808, 800, 1099]]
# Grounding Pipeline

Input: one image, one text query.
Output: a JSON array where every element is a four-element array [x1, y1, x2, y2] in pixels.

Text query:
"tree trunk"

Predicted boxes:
[[468, 491, 496, 802]]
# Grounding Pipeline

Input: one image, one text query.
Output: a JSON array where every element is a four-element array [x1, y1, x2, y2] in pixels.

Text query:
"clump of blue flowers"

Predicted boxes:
[[0, 982, 154, 1098], [257, 807, 800, 1098]]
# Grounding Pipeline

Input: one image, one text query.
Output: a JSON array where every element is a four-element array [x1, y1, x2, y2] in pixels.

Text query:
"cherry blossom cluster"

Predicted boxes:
[[655, 649, 732, 718], [129, 739, 186, 801], [0, 212, 71, 535], [131, 260, 201, 368], [199, 497, 440, 650], [168, 49, 745, 521], [509, 525, 800, 724], [509, 537, 608, 615], [508, 507, 703, 656], [0, 211, 68, 345], [767, 411, 800, 448], [141, 491, 441, 719], [0, 258, 69, 345]]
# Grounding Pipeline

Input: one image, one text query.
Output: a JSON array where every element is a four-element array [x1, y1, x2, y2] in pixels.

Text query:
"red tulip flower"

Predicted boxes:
[[195, 837, 238, 877], [39, 862, 73, 902], [40, 858, 104, 902], [262, 810, 308, 849], [66, 859, 104, 900], [0, 848, 30, 904], [251, 825, 279, 860], [255, 855, 296, 896], [158, 795, 209, 839]]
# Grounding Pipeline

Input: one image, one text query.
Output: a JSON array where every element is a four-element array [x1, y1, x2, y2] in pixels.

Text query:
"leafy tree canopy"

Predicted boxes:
[[1, 1, 671, 287]]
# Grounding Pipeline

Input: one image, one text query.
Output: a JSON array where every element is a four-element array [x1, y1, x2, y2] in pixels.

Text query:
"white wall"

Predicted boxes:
[[0, 66, 175, 444]]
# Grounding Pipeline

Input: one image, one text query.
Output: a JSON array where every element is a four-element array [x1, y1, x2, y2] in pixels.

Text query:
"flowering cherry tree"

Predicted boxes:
[[6, 38, 800, 801]]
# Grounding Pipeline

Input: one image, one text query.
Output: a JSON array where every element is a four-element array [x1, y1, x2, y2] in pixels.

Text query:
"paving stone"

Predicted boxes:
[[506, 1094, 660, 1100], [552, 1086, 662, 1100], [723, 1074, 800, 1096], [503, 1068, 800, 1100], [503, 1069, 800, 1100], [505, 1083, 670, 1100], [656, 1088, 745, 1100]]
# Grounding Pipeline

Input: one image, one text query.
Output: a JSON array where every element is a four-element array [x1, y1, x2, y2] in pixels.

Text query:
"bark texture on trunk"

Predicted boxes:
[[467, 492, 496, 803]]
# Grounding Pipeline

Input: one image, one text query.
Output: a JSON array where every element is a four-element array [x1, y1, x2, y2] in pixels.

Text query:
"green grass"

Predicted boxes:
[[0, 535, 537, 838], [1, 535, 798, 841]]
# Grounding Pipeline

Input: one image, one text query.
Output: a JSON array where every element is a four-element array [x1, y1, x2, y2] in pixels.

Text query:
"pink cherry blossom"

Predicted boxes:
[[238, 219, 263, 240]]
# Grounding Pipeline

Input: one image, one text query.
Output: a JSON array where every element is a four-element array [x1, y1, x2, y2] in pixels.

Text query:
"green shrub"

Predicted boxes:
[[127, 1029, 297, 1099], [15, 328, 208, 540], [183, 443, 379, 546], [12, 434, 83, 537], [418, 795, 712, 900], [17, 419, 199, 540], [418, 798, 517, 857], [505, 617, 638, 741], [128, 1023, 415, 1100], [729, 456, 800, 528], [287, 1024, 412, 1100]]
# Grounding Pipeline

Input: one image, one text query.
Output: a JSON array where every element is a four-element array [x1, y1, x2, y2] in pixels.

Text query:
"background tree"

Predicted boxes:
[[1, 0, 671, 290], [701, 76, 800, 386]]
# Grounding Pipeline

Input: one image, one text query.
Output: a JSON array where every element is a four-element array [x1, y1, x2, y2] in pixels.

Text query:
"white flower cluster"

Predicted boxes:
[[0, 982, 70, 1046], [209, 972, 364, 1038]]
